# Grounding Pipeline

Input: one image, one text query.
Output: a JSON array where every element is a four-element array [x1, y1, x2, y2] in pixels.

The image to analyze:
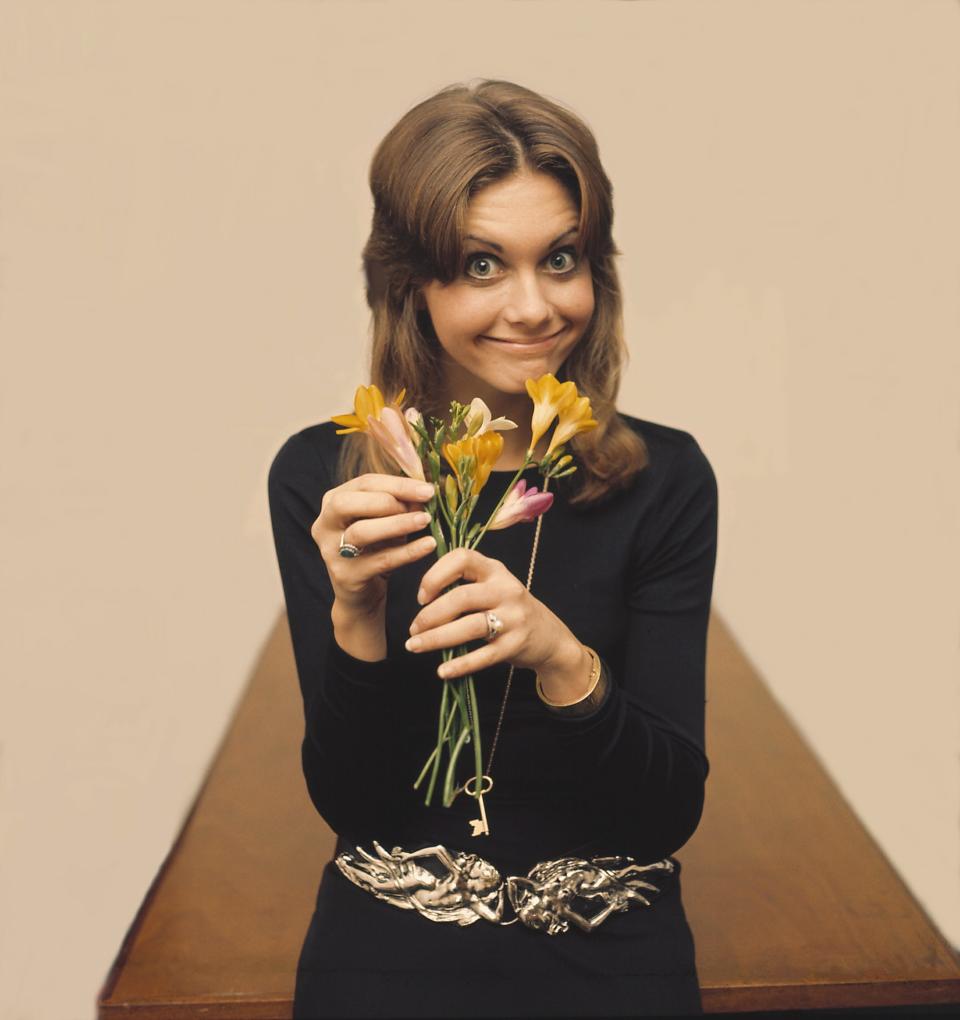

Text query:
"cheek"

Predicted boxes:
[[431, 288, 493, 339], [564, 275, 595, 324]]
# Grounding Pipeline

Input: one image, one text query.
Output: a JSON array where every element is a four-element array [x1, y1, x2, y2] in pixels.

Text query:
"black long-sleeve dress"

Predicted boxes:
[[267, 412, 719, 1019]]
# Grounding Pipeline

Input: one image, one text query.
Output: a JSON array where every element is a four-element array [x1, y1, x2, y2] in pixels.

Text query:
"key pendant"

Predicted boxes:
[[469, 791, 490, 837], [466, 776, 492, 837]]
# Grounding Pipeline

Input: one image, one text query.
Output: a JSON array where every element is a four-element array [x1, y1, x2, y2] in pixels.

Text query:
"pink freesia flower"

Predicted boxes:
[[367, 405, 426, 481], [488, 478, 554, 530]]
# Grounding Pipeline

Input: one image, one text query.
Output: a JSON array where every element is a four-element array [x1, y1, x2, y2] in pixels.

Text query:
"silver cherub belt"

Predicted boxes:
[[334, 841, 676, 936]]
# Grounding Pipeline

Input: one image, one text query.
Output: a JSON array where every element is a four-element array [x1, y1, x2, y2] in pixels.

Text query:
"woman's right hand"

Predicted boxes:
[[312, 473, 438, 618]]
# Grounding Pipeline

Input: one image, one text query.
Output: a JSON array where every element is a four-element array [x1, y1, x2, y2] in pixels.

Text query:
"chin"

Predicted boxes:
[[492, 358, 561, 381]]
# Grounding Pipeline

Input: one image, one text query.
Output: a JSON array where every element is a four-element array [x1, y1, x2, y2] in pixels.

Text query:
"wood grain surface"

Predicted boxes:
[[96, 611, 960, 1018]]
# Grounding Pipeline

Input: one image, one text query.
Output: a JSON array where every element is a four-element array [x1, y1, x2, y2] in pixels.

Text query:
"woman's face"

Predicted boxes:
[[418, 170, 595, 413]]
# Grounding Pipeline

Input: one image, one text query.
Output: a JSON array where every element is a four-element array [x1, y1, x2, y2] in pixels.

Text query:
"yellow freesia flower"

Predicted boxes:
[[442, 431, 504, 495], [525, 374, 578, 452], [546, 395, 599, 457], [331, 384, 407, 435]]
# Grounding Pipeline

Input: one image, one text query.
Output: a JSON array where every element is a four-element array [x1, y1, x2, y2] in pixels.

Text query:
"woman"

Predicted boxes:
[[268, 79, 718, 1018]]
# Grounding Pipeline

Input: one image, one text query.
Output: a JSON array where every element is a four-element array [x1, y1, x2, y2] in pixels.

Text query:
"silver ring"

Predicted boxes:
[[484, 611, 503, 642], [339, 531, 362, 558]]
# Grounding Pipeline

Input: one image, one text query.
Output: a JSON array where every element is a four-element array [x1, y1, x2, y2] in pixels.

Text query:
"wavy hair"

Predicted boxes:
[[336, 78, 649, 507]]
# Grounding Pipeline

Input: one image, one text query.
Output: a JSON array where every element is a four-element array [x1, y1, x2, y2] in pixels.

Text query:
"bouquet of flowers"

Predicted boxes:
[[332, 373, 598, 834]]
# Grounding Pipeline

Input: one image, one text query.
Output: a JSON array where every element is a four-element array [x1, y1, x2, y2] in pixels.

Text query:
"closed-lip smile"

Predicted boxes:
[[484, 326, 566, 346]]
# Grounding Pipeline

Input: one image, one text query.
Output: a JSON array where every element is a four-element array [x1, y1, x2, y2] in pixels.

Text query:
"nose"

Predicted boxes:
[[502, 269, 553, 332]]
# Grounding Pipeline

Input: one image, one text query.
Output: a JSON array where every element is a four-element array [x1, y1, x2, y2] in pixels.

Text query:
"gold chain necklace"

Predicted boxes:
[[464, 475, 551, 837]]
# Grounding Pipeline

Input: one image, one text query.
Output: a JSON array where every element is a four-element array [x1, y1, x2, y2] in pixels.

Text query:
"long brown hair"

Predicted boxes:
[[337, 78, 649, 507]]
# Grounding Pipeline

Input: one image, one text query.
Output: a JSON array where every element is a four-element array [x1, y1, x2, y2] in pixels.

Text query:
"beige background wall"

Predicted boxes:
[[1, 1, 957, 1017]]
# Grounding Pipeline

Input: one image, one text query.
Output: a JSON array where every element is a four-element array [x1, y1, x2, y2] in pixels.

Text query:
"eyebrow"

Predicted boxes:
[[464, 226, 579, 253]]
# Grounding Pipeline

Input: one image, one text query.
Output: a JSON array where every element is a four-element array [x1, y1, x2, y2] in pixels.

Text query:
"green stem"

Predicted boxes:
[[415, 681, 455, 798], [466, 674, 484, 799], [427, 494, 450, 558], [443, 725, 472, 807], [448, 667, 470, 733], [434, 478, 456, 536], [415, 437, 540, 812]]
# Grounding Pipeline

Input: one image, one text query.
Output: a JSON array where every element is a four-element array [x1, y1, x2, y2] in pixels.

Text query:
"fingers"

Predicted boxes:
[[344, 473, 437, 504], [313, 473, 436, 559], [405, 605, 517, 681], [325, 477, 435, 531], [408, 580, 496, 637], [435, 639, 513, 681], [345, 509, 433, 551], [405, 551, 525, 679], [416, 547, 502, 606], [328, 532, 438, 599], [355, 532, 438, 579], [404, 609, 495, 657], [314, 474, 439, 608]]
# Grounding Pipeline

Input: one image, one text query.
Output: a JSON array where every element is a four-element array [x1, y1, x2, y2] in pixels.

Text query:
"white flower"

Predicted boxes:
[[464, 397, 518, 437], [404, 406, 424, 429]]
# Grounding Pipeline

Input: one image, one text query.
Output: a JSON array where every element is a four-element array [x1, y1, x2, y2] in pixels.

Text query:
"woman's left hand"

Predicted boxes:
[[405, 546, 574, 680]]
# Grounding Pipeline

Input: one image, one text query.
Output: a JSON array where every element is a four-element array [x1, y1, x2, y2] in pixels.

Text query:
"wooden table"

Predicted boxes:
[[97, 612, 960, 1017]]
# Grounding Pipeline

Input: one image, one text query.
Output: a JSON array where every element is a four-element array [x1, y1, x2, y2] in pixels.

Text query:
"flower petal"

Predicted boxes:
[[489, 479, 554, 530], [526, 373, 578, 451], [332, 383, 391, 435], [473, 431, 504, 493], [368, 406, 426, 480], [546, 394, 599, 456], [464, 397, 491, 437]]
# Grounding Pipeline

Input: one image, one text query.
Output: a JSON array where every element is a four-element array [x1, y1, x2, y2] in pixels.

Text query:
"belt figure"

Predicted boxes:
[[335, 840, 676, 936]]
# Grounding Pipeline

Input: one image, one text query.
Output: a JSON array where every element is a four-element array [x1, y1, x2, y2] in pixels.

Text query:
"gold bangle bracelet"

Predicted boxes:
[[535, 645, 602, 708]]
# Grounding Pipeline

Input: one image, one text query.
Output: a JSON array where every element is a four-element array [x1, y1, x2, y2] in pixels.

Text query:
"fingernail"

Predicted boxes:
[[417, 483, 435, 498], [405, 636, 421, 652], [417, 588, 427, 604], [415, 512, 431, 525]]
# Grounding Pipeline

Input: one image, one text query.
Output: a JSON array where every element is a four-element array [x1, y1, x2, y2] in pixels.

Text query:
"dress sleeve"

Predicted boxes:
[[267, 431, 420, 842], [538, 435, 718, 863]]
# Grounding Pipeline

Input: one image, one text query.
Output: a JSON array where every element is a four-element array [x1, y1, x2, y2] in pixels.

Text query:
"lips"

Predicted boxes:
[[483, 326, 566, 349]]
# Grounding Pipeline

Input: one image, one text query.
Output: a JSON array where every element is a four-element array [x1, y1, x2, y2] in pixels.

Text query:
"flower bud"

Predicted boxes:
[[444, 474, 459, 515]]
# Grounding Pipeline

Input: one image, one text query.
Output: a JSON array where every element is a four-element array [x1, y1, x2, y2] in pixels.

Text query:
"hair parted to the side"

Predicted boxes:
[[337, 78, 649, 508]]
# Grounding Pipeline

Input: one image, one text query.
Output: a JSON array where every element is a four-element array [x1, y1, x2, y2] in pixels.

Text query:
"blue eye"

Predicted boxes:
[[464, 253, 501, 279], [548, 247, 578, 273]]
